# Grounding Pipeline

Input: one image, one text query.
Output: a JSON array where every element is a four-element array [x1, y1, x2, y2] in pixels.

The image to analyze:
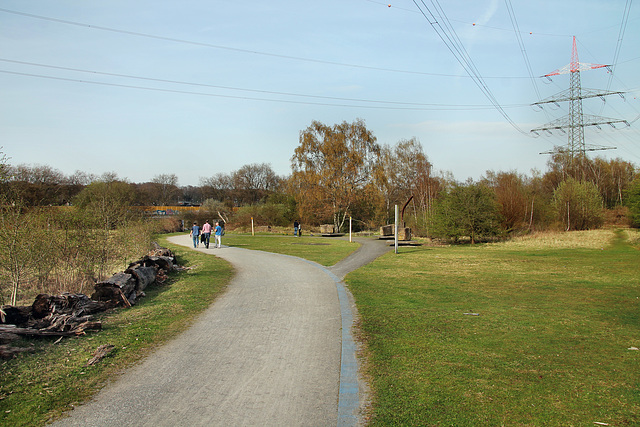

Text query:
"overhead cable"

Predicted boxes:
[[0, 69, 527, 111], [599, 0, 633, 115], [0, 7, 530, 80], [412, 0, 529, 135], [0, 58, 529, 109]]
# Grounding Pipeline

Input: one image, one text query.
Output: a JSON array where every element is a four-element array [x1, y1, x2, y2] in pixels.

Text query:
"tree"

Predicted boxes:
[[200, 173, 233, 205], [74, 179, 136, 229], [624, 176, 640, 228], [0, 152, 44, 304], [0, 202, 38, 304], [290, 119, 381, 231], [553, 178, 604, 231], [0, 148, 9, 184], [378, 138, 433, 225], [586, 157, 637, 208], [151, 173, 179, 206], [73, 178, 138, 279], [431, 182, 502, 244], [5, 164, 66, 205], [231, 163, 281, 205], [483, 171, 530, 232]]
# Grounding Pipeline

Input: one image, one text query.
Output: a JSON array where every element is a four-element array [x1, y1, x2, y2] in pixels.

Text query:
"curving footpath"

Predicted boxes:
[[52, 235, 390, 427]]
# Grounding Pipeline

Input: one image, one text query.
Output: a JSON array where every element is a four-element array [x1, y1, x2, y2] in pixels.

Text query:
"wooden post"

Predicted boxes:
[[394, 204, 399, 254], [251, 217, 255, 236]]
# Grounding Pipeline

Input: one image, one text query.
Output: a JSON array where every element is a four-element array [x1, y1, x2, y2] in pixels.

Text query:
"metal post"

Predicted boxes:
[[251, 217, 254, 236], [394, 204, 399, 254]]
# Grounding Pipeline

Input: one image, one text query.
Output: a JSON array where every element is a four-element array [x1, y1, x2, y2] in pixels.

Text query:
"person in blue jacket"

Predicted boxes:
[[189, 222, 201, 248], [214, 221, 223, 248]]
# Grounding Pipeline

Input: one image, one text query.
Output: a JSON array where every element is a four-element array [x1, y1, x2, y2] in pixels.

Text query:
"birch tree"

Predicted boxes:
[[291, 119, 380, 231]]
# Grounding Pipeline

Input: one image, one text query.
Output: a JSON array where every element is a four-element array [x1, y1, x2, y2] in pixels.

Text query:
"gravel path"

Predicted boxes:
[[52, 235, 390, 427]]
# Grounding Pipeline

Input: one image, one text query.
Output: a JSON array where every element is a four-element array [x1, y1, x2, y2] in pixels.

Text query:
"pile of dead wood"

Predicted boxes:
[[0, 244, 177, 359]]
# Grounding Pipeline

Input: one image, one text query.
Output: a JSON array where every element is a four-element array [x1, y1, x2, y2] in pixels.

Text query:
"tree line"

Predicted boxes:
[[3, 119, 640, 236], [3, 119, 639, 238]]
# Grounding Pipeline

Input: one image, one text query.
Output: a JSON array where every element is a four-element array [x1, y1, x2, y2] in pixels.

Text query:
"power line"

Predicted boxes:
[[599, 0, 633, 115], [365, 0, 574, 37], [411, 0, 529, 135], [0, 7, 528, 80], [504, 0, 542, 102], [3, 58, 523, 109], [0, 69, 527, 111], [0, 57, 530, 109]]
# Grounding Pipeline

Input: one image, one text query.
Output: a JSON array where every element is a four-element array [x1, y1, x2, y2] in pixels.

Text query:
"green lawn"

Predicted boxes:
[[222, 233, 359, 266], [4, 229, 638, 426], [348, 230, 640, 426]]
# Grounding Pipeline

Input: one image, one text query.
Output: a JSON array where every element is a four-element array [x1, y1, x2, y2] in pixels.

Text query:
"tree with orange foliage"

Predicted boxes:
[[290, 119, 381, 232]]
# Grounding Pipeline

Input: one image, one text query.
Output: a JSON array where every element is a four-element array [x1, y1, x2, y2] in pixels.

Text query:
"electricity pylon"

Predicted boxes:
[[530, 36, 628, 163]]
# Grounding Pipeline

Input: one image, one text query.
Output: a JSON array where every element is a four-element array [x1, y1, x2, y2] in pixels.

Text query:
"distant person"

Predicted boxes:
[[189, 222, 201, 248], [293, 220, 300, 237], [214, 221, 223, 248], [201, 220, 212, 249]]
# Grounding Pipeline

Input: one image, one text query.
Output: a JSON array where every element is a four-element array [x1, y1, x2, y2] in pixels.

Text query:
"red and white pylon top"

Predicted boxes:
[[544, 36, 608, 76]]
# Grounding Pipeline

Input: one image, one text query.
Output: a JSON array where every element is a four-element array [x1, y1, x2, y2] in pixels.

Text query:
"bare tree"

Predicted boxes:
[[151, 173, 179, 206], [232, 163, 280, 205]]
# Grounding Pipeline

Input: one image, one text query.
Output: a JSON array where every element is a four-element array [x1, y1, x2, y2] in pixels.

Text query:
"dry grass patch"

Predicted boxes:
[[494, 229, 616, 250], [622, 228, 640, 247]]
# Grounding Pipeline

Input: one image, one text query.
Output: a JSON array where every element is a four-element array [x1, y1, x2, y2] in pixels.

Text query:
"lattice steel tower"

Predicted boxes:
[[531, 36, 628, 160]]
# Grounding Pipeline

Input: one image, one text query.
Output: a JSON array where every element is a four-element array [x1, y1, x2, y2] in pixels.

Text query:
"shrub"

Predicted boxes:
[[553, 178, 604, 230]]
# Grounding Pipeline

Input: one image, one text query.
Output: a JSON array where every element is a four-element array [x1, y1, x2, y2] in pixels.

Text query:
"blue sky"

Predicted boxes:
[[1, 1, 639, 186]]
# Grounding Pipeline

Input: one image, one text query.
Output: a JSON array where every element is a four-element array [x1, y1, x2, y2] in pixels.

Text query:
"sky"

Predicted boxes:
[[1, 0, 639, 186]]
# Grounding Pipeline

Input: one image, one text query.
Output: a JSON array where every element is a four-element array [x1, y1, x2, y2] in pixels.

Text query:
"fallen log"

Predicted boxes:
[[149, 242, 176, 260], [42, 314, 92, 333], [126, 265, 158, 292], [92, 272, 136, 303], [40, 293, 111, 317], [0, 305, 31, 327], [0, 324, 78, 337], [128, 255, 174, 272]]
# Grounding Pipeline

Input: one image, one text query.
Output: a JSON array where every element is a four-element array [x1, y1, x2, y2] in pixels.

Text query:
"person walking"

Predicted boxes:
[[294, 220, 300, 237], [201, 220, 212, 249], [189, 222, 201, 248], [214, 221, 223, 248]]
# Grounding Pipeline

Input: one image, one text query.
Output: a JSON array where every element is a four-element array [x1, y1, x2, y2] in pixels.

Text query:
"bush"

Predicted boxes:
[[430, 182, 502, 243], [553, 178, 604, 230], [625, 177, 640, 228]]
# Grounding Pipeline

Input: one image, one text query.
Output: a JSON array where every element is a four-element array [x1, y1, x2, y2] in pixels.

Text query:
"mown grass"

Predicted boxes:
[[348, 229, 640, 426], [222, 232, 359, 266], [0, 235, 233, 427]]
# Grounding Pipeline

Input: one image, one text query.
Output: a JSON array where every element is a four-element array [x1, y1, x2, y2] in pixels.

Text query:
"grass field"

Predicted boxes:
[[347, 229, 640, 426], [2, 229, 638, 426], [0, 235, 233, 427], [222, 232, 359, 266]]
